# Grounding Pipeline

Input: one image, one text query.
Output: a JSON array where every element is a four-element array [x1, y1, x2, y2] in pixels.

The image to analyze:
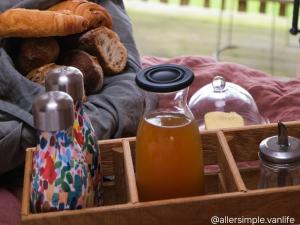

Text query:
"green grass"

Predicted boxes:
[[127, 2, 299, 77], [128, 10, 223, 57]]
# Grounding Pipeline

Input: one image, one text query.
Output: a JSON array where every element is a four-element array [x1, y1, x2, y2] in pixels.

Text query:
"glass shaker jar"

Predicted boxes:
[[258, 122, 300, 188], [135, 64, 205, 202]]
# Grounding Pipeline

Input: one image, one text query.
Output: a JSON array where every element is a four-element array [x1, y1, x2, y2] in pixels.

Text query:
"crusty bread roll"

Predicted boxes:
[[60, 50, 104, 95], [49, 0, 112, 29], [0, 8, 88, 38], [17, 37, 60, 74], [26, 63, 61, 86], [79, 27, 128, 75]]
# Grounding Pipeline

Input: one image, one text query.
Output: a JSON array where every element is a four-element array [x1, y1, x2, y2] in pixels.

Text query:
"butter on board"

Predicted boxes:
[[204, 111, 245, 130]]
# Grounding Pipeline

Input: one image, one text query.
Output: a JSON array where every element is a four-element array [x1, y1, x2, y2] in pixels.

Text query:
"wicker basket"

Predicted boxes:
[[22, 121, 300, 225]]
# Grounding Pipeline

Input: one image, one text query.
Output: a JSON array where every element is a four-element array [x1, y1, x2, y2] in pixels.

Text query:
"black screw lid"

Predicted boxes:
[[135, 64, 194, 93]]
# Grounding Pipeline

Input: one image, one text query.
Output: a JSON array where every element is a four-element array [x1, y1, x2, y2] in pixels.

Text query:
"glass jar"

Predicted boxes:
[[258, 122, 300, 188], [189, 76, 268, 131], [135, 64, 205, 202]]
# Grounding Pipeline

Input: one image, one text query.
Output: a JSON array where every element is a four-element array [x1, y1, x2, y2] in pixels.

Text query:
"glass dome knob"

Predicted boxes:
[[212, 76, 226, 92]]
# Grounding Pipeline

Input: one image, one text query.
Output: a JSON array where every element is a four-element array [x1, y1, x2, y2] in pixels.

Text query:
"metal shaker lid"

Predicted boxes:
[[259, 122, 300, 165], [45, 66, 84, 102], [32, 91, 74, 131]]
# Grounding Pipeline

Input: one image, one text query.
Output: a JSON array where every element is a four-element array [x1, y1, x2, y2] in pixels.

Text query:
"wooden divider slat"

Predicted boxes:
[[218, 173, 228, 193], [22, 185, 300, 225], [22, 148, 34, 216], [111, 147, 127, 204], [98, 137, 135, 146], [217, 131, 247, 192], [100, 144, 118, 177], [200, 131, 219, 165], [122, 140, 139, 204]]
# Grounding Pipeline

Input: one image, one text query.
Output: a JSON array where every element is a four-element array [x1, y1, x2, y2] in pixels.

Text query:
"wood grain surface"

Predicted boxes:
[[22, 122, 300, 225]]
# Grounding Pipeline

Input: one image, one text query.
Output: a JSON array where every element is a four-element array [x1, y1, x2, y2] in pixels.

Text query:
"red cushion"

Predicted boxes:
[[0, 188, 21, 225]]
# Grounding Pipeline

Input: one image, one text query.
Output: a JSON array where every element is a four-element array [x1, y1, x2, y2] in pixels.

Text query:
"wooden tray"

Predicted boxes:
[[22, 121, 300, 225]]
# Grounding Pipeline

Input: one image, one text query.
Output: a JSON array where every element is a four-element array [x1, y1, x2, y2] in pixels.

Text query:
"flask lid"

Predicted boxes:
[[259, 122, 300, 165], [135, 64, 194, 92], [32, 91, 75, 131], [45, 66, 84, 102]]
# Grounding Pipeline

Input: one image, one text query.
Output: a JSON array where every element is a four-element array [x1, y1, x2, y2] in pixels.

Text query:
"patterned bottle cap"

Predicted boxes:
[[45, 66, 84, 102], [33, 91, 74, 131]]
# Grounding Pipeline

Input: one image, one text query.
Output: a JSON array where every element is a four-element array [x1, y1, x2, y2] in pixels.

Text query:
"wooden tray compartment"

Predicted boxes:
[[128, 134, 243, 195], [21, 139, 136, 223], [21, 122, 300, 225], [222, 121, 300, 190]]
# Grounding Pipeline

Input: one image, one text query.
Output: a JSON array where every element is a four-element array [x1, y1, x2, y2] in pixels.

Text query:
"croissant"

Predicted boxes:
[[0, 8, 88, 38], [49, 0, 113, 29]]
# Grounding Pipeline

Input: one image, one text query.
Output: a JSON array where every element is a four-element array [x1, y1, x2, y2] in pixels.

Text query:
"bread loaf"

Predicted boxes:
[[0, 8, 88, 38], [17, 37, 60, 74], [59, 50, 104, 95], [79, 27, 128, 75], [49, 0, 112, 29], [26, 63, 61, 86]]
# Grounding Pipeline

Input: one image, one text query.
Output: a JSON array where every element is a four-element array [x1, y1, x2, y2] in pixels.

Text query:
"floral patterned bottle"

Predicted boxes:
[[31, 91, 89, 212], [45, 66, 103, 207]]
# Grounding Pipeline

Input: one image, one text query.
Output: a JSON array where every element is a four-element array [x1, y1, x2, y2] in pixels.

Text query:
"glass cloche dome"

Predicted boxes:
[[189, 76, 268, 131]]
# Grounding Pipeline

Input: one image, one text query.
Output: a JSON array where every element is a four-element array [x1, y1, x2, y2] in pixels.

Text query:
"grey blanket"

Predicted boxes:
[[0, 0, 152, 184]]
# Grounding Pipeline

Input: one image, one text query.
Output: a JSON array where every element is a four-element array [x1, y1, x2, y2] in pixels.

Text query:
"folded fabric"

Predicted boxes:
[[0, 0, 151, 180], [142, 55, 300, 123]]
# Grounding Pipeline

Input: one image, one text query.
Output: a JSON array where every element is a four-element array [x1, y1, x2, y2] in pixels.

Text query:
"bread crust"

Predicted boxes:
[[49, 0, 112, 29], [79, 27, 128, 75], [0, 8, 88, 38], [26, 63, 61, 86], [60, 49, 104, 95], [17, 37, 60, 74]]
